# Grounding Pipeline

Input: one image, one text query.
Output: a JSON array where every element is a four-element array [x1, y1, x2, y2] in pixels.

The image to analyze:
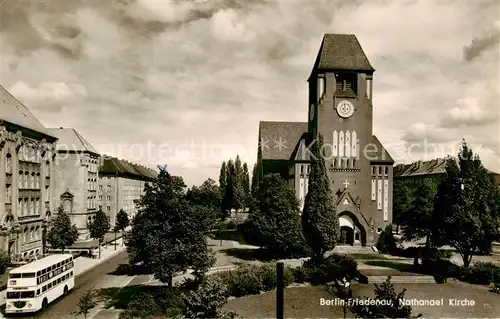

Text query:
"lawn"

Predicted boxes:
[[224, 281, 500, 318], [224, 285, 352, 318]]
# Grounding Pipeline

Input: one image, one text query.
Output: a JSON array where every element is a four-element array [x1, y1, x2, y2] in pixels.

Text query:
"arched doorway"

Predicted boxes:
[[339, 212, 367, 246]]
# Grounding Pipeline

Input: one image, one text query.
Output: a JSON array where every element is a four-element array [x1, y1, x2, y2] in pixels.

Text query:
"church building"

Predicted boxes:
[[256, 34, 394, 246]]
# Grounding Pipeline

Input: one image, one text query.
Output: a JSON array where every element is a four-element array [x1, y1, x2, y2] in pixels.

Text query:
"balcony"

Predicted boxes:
[[18, 215, 42, 222]]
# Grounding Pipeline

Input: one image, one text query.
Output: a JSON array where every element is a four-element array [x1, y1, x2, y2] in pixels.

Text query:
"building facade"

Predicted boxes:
[[256, 34, 394, 247], [48, 127, 100, 240], [394, 158, 500, 190], [98, 156, 157, 228], [0, 85, 58, 261]]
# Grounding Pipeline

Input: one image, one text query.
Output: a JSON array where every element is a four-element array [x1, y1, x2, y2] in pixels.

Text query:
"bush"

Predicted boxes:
[[376, 225, 398, 254], [462, 262, 500, 285], [304, 254, 360, 285], [181, 277, 233, 319], [291, 266, 308, 283], [212, 263, 293, 297]]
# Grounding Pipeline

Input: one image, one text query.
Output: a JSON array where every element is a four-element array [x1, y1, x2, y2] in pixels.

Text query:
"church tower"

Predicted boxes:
[[307, 34, 394, 246]]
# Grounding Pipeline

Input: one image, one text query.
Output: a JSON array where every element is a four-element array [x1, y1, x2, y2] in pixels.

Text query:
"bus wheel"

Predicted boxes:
[[63, 285, 68, 295], [42, 298, 48, 309]]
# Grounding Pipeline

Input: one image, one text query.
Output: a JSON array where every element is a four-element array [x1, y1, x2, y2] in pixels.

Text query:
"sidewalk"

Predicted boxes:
[[0, 238, 126, 307]]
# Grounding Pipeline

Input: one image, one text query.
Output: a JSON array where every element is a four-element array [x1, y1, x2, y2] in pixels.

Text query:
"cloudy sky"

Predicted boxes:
[[1, 0, 499, 186]]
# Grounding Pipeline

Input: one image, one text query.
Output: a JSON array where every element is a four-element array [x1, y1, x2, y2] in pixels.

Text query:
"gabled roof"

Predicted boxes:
[[258, 121, 308, 160], [47, 127, 99, 155], [369, 135, 394, 164], [394, 158, 500, 179], [309, 34, 375, 79], [99, 156, 158, 180], [0, 85, 55, 138]]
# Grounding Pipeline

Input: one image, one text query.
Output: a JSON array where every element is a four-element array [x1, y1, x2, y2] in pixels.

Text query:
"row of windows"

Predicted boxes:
[[40, 271, 73, 295], [86, 196, 97, 209], [18, 145, 43, 163], [98, 195, 112, 201], [18, 171, 42, 189], [37, 261, 74, 285], [372, 166, 389, 175], [98, 185, 112, 191], [17, 198, 43, 216]]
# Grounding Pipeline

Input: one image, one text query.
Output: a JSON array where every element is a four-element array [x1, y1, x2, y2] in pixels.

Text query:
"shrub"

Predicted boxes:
[[181, 277, 233, 319], [462, 262, 500, 285], [212, 263, 293, 297], [291, 266, 308, 283], [304, 254, 359, 285], [376, 225, 398, 254]]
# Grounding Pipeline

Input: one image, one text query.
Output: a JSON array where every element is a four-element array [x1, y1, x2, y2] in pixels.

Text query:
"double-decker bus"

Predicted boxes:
[[5, 254, 75, 314]]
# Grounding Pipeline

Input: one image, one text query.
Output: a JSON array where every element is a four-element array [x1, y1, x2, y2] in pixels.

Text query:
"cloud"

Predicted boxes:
[[464, 20, 500, 62], [1, 0, 499, 186]]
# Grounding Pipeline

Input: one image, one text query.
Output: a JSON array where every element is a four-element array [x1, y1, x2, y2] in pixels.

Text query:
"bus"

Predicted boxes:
[[5, 254, 75, 314]]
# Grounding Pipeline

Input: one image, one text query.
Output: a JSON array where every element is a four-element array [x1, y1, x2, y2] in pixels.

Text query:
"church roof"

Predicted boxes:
[[99, 156, 158, 180], [0, 85, 55, 138], [47, 127, 100, 155], [258, 121, 308, 160], [309, 34, 375, 79], [258, 120, 394, 164], [370, 135, 394, 164]]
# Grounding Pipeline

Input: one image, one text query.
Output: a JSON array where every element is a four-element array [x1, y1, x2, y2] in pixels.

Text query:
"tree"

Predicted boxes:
[[115, 209, 129, 247], [126, 171, 215, 288], [88, 209, 110, 259], [242, 162, 251, 207], [47, 205, 79, 253], [187, 178, 222, 220], [392, 181, 412, 234], [301, 135, 339, 261], [251, 163, 259, 196], [219, 161, 228, 217], [75, 288, 97, 319], [401, 180, 436, 244], [247, 174, 309, 258], [223, 160, 234, 216], [350, 277, 421, 318], [232, 155, 246, 213], [0, 250, 9, 275], [181, 277, 234, 319], [433, 140, 500, 267]]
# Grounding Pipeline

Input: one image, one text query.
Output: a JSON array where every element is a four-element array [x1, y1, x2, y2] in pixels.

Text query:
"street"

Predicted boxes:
[[8, 251, 129, 319]]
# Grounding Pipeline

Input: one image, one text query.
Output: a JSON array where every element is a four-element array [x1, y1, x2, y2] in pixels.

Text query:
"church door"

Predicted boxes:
[[340, 226, 354, 245]]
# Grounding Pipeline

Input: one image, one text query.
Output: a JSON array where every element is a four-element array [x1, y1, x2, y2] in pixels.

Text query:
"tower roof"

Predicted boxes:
[[47, 127, 100, 155], [309, 34, 375, 79]]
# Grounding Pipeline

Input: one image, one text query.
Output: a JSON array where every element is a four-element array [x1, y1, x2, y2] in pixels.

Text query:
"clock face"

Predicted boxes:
[[309, 105, 314, 121], [336, 100, 354, 118]]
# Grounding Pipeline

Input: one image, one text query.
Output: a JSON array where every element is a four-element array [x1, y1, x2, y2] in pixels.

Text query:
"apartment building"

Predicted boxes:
[[0, 85, 58, 261], [47, 127, 100, 240], [98, 156, 157, 228]]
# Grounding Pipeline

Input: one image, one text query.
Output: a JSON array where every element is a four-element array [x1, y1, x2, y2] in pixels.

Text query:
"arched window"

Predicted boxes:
[[385, 166, 389, 175], [18, 170, 23, 188], [5, 153, 12, 174], [24, 171, 29, 188], [36, 172, 40, 188], [378, 167, 382, 175], [31, 172, 35, 188], [300, 165, 304, 175]]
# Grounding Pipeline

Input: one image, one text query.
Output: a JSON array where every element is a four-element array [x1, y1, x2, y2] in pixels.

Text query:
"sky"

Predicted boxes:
[[1, 0, 499, 187]]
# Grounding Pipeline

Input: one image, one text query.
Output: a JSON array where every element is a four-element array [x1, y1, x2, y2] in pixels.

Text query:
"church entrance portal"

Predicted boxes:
[[338, 212, 367, 246], [340, 226, 354, 245]]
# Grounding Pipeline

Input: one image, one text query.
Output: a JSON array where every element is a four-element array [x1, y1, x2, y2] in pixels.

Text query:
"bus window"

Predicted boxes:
[[7, 292, 20, 299], [57, 278, 61, 284], [42, 286, 47, 293], [48, 282, 52, 289], [22, 273, 35, 278], [20, 291, 34, 298], [42, 268, 46, 274], [36, 271, 41, 276], [57, 262, 60, 267], [9, 273, 21, 279], [70, 271, 73, 276], [36, 289, 40, 295]]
